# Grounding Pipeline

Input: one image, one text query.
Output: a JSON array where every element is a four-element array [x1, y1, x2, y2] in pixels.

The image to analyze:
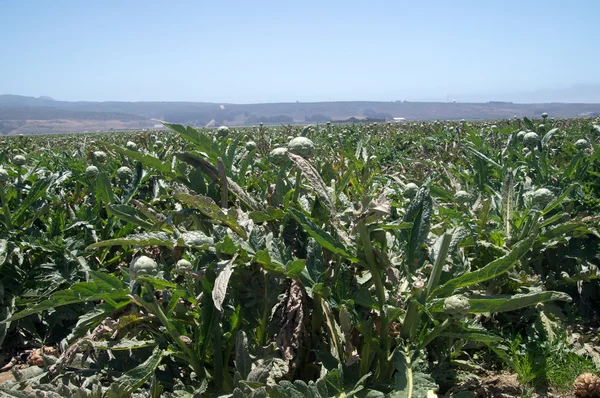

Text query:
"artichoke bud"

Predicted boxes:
[[443, 294, 471, 320]]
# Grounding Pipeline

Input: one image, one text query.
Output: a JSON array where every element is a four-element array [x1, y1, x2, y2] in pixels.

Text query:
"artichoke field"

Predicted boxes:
[[0, 117, 599, 397]]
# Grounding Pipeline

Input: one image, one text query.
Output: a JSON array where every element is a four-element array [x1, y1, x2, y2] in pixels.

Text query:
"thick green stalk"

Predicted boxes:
[[400, 289, 424, 341], [135, 286, 205, 377], [257, 271, 269, 346], [425, 233, 452, 298], [0, 189, 13, 231], [16, 171, 22, 205], [218, 157, 228, 208], [356, 220, 389, 373], [312, 293, 323, 335], [291, 168, 302, 203], [274, 167, 285, 206], [418, 318, 452, 349], [359, 341, 373, 377]]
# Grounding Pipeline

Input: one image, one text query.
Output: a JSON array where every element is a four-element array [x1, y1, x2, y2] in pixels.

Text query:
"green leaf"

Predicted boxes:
[[300, 238, 325, 290], [90, 270, 126, 292], [249, 206, 286, 223], [176, 151, 262, 211], [174, 191, 247, 239], [285, 259, 306, 279], [0, 239, 7, 267], [540, 185, 574, 216], [107, 204, 154, 230], [255, 249, 286, 275], [217, 235, 239, 255], [433, 234, 536, 297], [213, 257, 236, 312], [176, 231, 214, 248], [162, 122, 219, 161], [539, 222, 595, 243], [402, 187, 433, 272], [86, 232, 174, 250], [235, 331, 252, 379], [429, 291, 571, 313], [288, 208, 357, 262], [92, 339, 157, 351], [465, 145, 502, 169], [107, 347, 164, 396], [95, 171, 115, 204], [380, 222, 413, 231], [105, 143, 176, 177], [541, 127, 559, 147], [12, 174, 56, 224], [6, 276, 129, 322]]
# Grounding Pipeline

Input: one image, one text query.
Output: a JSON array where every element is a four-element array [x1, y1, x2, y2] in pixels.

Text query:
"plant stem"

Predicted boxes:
[[257, 271, 269, 347], [16, 170, 22, 205], [312, 293, 323, 334], [218, 157, 228, 208], [135, 286, 205, 378], [425, 233, 452, 298], [292, 168, 302, 203], [419, 318, 452, 349], [356, 219, 389, 374], [0, 189, 13, 230]]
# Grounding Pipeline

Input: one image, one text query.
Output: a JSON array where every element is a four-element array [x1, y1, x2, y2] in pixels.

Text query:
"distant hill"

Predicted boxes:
[[1, 95, 599, 135]]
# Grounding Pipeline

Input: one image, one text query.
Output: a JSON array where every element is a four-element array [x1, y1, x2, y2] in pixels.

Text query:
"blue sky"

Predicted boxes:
[[1, 1, 599, 103]]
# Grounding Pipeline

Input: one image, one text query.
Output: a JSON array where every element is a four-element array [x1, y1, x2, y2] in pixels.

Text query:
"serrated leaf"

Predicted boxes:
[[429, 291, 571, 313], [107, 204, 155, 230], [235, 331, 252, 379], [249, 207, 286, 223], [402, 187, 433, 272], [213, 256, 236, 312], [433, 234, 536, 297], [287, 151, 352, 246], [175, 151, 262, 211], [95, 171, 115, 205], [12, 174, 57, 224], [174, 191, 247, 239], [523, 117, 534, 130], [177, 231, 214, 248], [217, 235, 239, 255], [285, 259, 306, 279], [86, 232, 174, 249], [105, 143, 177, 177], [92, 339, 157, 350], [162, 122, 219, 161], [106, 347, 164, 396], [0, 239, 7, 267], [288, 208, 357, 262], [5, 277, 129, 323]]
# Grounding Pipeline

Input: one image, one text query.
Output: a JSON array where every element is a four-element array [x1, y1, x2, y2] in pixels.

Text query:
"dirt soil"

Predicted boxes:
[[445, 371, 576, 398], [0, 370, 15, 383]]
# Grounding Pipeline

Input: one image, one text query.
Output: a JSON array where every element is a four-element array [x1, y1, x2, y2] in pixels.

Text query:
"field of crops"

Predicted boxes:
[[0, 117, 599, 397]]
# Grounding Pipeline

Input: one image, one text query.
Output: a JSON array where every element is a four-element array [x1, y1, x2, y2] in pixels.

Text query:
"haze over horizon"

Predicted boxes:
[[2, 1, 599, 104]]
